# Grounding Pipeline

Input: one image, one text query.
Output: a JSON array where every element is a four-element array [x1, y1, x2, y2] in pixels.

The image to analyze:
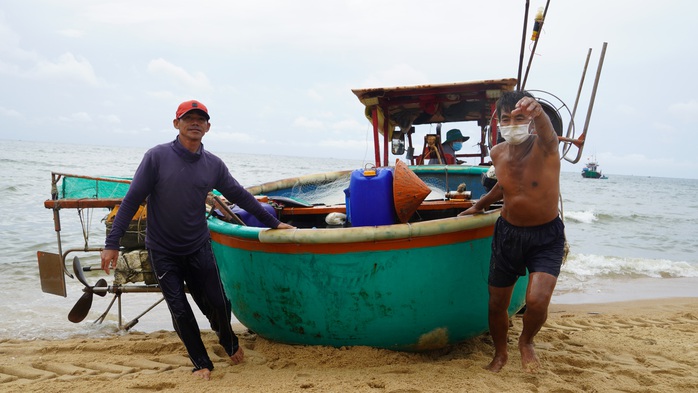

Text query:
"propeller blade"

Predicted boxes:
[[69, 257, 110, 322], [68, 291, 93, 323], [72, 256, 90, 287], [93, 278, 108, 297]]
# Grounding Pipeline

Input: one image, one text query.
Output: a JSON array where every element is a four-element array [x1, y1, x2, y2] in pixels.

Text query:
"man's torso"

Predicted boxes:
[[491, 136, 560, 226]]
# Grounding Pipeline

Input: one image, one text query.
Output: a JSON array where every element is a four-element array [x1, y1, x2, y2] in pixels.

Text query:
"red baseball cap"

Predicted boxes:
[[176, 100, 210, 120]]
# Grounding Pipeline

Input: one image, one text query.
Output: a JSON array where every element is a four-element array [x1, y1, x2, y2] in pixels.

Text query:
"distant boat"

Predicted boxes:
[[582, 157, 608, 179]]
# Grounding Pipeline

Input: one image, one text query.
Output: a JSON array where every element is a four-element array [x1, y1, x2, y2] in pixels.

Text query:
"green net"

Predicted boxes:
[[58, 175, 131, 199]]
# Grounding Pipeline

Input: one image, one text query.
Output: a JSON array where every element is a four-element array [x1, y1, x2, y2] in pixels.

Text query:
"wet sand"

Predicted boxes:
[[1, 297, 697, 393]]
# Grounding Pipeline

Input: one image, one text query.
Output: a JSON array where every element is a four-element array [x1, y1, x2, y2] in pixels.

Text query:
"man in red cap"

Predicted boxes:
[[101, 100, 294, 380], [176, 99, 210, 120]]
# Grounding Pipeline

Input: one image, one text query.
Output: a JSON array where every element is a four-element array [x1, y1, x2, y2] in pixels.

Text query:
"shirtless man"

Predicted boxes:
[[459, 90, 564, 373]]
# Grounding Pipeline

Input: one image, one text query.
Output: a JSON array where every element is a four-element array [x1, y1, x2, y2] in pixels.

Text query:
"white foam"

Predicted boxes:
[[564, 210, 597, 224], [562, 253, 698, 278]]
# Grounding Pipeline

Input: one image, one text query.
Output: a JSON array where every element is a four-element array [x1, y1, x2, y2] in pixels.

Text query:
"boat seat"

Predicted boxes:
[[416, 153, 455, 165], [416, 134, 453, 165]]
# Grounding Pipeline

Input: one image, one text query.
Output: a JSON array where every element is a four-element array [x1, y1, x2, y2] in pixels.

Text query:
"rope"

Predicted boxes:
[[77, 207, 92, 250], [559, 191, 570, 264]]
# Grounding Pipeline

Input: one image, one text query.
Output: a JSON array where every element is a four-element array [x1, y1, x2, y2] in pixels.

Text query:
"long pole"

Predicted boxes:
[[516, 0, 530, 91], [560, 42, 608, 164], [560, 48, 591, 160], [568, 48, 593, 138], [521, 0, 551, 90], [580, 42, 608, 140]]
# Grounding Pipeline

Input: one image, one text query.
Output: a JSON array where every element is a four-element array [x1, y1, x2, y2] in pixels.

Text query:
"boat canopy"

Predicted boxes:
[[352, 79, 517, 167], [352, 79, 517, 139]]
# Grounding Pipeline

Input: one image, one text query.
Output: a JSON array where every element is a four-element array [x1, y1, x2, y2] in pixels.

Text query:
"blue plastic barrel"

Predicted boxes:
[[348, 168, 395, 227]]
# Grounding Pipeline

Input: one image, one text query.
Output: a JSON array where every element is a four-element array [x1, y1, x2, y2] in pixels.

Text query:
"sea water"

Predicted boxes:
[[1, 139, 696, 340], [556, 172, 698, 303]]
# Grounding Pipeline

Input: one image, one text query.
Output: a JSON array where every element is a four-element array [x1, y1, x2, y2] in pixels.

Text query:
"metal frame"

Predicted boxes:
[[38, 172, 166, 330]]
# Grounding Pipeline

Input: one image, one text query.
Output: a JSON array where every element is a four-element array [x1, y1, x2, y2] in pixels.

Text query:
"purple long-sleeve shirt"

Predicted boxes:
[[105, 138, 281, 255]]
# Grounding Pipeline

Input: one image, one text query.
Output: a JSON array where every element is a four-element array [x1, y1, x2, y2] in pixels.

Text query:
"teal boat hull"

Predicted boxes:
[[209, 166, 527, 351], [209, 212, 528, 351]]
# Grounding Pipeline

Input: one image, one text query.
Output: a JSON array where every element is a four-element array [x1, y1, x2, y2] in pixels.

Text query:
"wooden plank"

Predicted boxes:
[[277, 199, 472, 217], [279, 205, 346, 217], [416, 200, 473, 211], [43, 198, 124, 209]]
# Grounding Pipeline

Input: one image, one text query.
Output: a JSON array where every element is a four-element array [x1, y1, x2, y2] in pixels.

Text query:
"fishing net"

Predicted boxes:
[[56, 175, 131, 199], [288, 177, 350, 205]]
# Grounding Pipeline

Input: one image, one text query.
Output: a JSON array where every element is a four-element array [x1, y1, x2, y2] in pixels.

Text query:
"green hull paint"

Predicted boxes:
[[209, 166, 527, 351], [211, 232, 528, 351]]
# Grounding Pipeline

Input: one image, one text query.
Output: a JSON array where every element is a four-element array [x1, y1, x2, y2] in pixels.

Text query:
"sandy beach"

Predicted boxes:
[[1, 298, 697, 392]]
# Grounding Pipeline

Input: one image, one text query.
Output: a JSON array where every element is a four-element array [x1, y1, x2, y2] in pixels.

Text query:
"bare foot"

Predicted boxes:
[[519, 343, 541, 373], [192, 368, 211, 380], [230, 345, 245, 365], [485, 353, 508, 373]]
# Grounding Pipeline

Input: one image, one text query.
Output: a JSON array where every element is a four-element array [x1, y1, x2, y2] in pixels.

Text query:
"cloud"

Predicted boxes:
[[667, 100, 698, 122], [651, 122, 673, 133], [306, 89, 324, 101], [0, 14, 22, 54], [293, 116, 324, 130], [359, 63, 429, 89], [317, 139, 368, 149], [102, 114, 121, 124], [56, 29, 83, 38], [30, 53, 103, 87], [146, 90, 179, 100], [81, 2, 186, 25], [292, 115, 362, 136], [0, 106, 21, 118], [0, 16, 39, 67], [615, 104, 637, 116], [111, 127, 146, 136], [590, 151, 698, 179], [207, 131, 258, 144], [3, 1, 698, 179], [147, 58, 212, 91], [333, 118, 363, 131], [58, 112, 92, 123]]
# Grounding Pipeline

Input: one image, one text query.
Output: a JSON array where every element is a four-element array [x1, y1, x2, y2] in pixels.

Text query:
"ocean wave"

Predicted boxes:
[[564, 210, 597, 224], [562, 253, 698, 279], [564, 210, 658, 226]]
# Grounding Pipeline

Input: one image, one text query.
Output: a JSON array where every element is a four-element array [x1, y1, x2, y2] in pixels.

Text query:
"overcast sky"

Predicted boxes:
[[2, 1, 697, 179]]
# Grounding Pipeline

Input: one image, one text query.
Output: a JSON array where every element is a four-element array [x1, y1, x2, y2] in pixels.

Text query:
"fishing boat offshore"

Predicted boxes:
[[582, 156, 608, 179]]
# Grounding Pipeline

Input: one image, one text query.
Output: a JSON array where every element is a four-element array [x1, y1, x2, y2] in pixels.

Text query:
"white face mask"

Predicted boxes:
[[499, 124, 531, 145]]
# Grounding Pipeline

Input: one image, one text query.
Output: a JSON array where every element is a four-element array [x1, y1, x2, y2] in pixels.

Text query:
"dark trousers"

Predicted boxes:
[[149, 241, 237, 371]]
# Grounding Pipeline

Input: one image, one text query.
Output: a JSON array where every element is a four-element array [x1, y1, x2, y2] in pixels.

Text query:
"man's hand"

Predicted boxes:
[[512, 96, 545, 119], [275, 223, 296, 229], [458, 206, 484, 216], [100, 249, 120, 275], [513, 95, 558, 149]]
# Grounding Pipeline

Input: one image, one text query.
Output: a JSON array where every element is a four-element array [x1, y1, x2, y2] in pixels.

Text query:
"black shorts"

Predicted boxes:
[[489, 216, 566, 288]]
